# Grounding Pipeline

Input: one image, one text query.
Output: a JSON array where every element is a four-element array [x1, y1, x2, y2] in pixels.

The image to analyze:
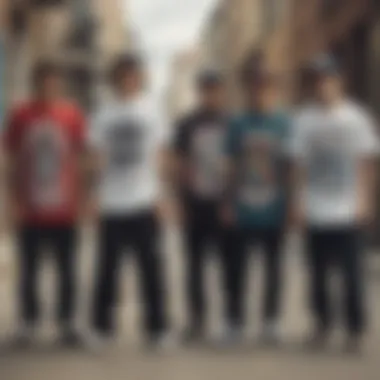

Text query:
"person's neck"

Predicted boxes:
[[200, 105, 221, 115], [34, 94, 59, 106], [247, 104, 274, 115], [117, 90, 141, 101], [319, 96, 344, 109]]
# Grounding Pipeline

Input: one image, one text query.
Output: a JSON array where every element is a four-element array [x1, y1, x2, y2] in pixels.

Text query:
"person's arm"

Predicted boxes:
[[72, 106, 99, 224], [154, 106, 177, 223], [286, 114, 307, 230], [355, 112, 379, 226], [2, 107, 23, 231], [171, 117, 192, 194], [221, 119, 240, 226]]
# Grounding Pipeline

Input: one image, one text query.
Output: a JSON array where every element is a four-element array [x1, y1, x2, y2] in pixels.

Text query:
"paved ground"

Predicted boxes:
[[0, 227, 380, 380]]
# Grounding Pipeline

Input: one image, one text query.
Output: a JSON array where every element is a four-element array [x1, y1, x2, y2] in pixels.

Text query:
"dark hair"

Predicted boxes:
[[108, 53, 143, 87], [196, 69, 224, 90], [239, 48, 265, 85], [31, 60, 64, 89]]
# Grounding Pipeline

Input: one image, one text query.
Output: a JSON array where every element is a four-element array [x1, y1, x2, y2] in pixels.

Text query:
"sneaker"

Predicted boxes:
[[59, 329, 85, 349], [258, 321, 281, 346], [181, 326, 205, 344], [343, 334, 363, 355], [10, 325, 37, 350], [85, 332, 113, 353], [303, 330, 329, 351], [146, 331, 177, 352], [215, 325, 244, 348]]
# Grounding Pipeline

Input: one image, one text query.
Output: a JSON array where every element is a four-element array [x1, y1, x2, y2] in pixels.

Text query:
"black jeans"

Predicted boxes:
[[183, 197, 235, 330], [227, 227, 284, 327], [17, 225, 77, 329], [92, 211, 167, 338], [306, 227, 366, 335]]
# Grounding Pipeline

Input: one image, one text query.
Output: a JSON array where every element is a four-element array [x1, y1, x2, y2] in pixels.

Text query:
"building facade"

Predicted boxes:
[[258, 0, 377, 105], [200, 0, 265, 108], [166, 48, 203, 121], [5, 0, 130, 110], [202, 0, 378, 107], [0, 0, 8, 125]]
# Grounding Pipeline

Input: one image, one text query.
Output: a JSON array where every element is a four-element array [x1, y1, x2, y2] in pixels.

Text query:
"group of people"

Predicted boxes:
[[1, 51, 378, 353]]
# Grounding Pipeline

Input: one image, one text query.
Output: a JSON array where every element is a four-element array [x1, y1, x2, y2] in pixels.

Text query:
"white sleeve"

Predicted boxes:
[[88, 111, 105, 149], [287, 113, 308, 160], [354, 110, 380, 157], [153, 103, 172, 147]]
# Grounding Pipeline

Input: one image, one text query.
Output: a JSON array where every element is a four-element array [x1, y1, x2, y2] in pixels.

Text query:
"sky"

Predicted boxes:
[[126, 0, 218, 96]]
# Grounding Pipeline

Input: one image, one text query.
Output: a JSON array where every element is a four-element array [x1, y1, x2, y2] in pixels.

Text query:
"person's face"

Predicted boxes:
[[199, 85, 226, 111], [246, 80, 278, 110], [314, 74, 343, 103], [37, 73, 64, 100], [118, 67, 143, 95]]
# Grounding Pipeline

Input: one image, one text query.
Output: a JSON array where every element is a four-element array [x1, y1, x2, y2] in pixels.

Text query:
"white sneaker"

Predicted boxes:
[[85, 332, 113, 353], [147, 331, 177, 352], [215, 325, 244, 347], [10, 324, 37, 349], [259, 322, 281, 345]]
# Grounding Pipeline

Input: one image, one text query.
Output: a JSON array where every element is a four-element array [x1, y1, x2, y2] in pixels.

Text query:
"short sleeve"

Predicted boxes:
[[88, 110, 106, 149], [353, 110, 379, 157], [286, 113, 308, 160], [224, 118, 241, 158], [158, 110, 171, 146]]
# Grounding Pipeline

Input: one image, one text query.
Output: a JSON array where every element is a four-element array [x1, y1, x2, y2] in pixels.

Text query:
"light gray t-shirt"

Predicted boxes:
[[290, 100, 379, 226], [90, 95, 169, 214]]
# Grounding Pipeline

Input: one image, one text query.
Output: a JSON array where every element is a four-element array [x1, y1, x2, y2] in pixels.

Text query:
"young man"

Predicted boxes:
[[3, 61, 87, 346], [90, 54, 170, 348], [172, 70, 232, 342], [290, 55, 378, 351], [223, 65, 290, 344]]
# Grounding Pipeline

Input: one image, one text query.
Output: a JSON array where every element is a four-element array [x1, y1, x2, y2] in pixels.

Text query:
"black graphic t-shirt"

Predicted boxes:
[[173, 110, 227, 200]]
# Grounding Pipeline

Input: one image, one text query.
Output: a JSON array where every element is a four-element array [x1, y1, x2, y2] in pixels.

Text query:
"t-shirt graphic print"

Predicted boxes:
[[190, 125, 224, 197], [238, 131, 281, 207], [23, 119, 68, 210], [106, 119, 144, 173]]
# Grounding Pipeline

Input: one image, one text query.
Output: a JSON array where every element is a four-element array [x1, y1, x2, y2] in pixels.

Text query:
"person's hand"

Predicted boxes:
[[356, 201, 374, 228], [81, 197, 99, 226], [7, 200, 24, 230], [220, 204, 235, 227], [288, 204, 305, 231]]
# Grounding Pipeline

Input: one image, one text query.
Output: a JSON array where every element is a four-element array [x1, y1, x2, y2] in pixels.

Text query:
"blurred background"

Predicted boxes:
[[1, 1, 380, 379]]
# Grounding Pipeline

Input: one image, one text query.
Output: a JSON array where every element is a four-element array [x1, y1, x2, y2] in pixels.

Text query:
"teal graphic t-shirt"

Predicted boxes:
[[225, 111, 290, 227]]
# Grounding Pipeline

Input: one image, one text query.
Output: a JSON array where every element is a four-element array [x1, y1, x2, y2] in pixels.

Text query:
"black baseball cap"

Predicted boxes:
[[308, 53, 340, 76]]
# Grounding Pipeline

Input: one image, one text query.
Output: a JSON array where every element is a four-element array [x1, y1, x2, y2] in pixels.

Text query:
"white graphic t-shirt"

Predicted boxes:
[[290, 100, 379, 226], [90, 95, 169, 214]]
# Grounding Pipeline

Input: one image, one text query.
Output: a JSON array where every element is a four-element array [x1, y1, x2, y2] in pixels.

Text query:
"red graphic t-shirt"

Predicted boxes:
[[3, 100, 86, 226]]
